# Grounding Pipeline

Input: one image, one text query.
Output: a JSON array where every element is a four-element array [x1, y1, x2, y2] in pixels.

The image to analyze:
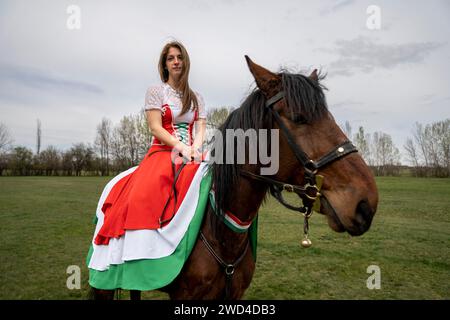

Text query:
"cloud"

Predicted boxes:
[[0, 64, 104, 95], [325, 36, 445, 76], [320, 0, 355, 15], [330, 100, 363, 109], [418, 94, 450, 106]]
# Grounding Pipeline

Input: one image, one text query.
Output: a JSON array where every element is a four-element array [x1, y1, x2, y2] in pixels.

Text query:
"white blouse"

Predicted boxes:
[[144, 83, 207, 123]]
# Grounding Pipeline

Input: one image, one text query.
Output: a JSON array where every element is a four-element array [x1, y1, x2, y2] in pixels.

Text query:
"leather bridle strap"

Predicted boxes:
[[265, 91, 358, 172], [313, 140, 358, 168], [199, 231, 250, 300], [266, 92, 316, 173], [240, 170, 319, 201]]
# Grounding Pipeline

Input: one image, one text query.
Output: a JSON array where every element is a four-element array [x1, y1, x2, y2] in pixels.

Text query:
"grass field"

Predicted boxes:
[[0, 175, 449, 300]]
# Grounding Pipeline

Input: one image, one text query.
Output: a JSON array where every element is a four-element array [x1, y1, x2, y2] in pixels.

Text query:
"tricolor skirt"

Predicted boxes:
[[87, 144, 211, 291]]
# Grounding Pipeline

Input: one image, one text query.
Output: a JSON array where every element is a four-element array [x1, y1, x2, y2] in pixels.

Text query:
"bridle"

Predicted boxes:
[[240, 90, 358, 246]]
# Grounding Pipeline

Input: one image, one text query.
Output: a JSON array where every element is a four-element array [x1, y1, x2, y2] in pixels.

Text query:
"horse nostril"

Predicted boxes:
[[355, 199, 373, 227]]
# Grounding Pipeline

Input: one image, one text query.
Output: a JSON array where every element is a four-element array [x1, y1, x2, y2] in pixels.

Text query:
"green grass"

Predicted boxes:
[[0, 176, 449, 299]]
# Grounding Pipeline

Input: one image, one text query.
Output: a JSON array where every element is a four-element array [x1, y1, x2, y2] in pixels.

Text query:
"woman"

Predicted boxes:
[[87, 41, 208, 291]]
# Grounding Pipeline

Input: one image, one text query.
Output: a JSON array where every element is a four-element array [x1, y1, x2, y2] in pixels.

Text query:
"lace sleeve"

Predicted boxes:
[[144, 86, 163, 111]]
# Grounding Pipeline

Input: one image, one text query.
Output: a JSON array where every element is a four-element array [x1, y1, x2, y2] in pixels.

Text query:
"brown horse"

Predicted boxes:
[[91, 57, 378, 300]]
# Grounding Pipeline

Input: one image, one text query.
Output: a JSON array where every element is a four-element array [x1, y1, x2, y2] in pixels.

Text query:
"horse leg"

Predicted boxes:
[[130, 290, 141, 300], [92, 288, 115, 300]]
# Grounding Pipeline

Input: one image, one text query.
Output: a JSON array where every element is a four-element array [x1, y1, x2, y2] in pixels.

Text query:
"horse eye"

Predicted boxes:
[[291, 113, 307, 125]]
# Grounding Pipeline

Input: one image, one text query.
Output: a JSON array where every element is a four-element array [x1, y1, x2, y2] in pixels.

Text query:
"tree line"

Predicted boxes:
[[0, 112, 448, 177], [0, 112, 151, 176], [403, 119, 450, 177], [342, 119, 449, 177]]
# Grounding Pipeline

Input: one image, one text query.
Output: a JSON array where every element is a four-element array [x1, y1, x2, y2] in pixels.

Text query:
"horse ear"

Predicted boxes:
[[309, 69, 319, 82], [245, 55, 281, 97]]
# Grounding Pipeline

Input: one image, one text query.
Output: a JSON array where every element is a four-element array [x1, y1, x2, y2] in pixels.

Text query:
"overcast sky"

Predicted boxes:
[[1, 0, 449, 163]]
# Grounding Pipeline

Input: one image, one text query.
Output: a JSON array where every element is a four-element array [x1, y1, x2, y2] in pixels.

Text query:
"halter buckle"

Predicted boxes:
[[303, 183, 320, 201], [225, 264, 235, 275], [305, 160, 318, 174]]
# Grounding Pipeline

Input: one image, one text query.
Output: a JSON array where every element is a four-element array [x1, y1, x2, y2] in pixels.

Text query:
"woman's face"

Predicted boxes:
[[165, 47, 183, 81]]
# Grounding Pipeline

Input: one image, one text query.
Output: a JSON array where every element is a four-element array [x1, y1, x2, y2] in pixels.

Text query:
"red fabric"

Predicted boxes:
[[152, 104, 174, 145], [94, 145, 202, 245], [94, 105, 202, 245]]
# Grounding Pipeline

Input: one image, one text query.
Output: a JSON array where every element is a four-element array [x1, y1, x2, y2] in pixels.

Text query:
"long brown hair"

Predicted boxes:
[[158, 41, 198, 116]]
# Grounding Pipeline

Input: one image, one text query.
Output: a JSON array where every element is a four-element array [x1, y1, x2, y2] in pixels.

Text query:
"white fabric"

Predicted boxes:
[[88, 162, 208, 271], [144, 83, 207, 120]]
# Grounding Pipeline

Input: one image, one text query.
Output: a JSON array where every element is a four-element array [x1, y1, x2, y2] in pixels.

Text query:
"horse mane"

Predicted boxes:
[[209, 70, 328, 215]]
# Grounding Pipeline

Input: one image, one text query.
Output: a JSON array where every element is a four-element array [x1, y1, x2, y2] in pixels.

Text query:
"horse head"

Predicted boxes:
[[245, 56, 378, 236]]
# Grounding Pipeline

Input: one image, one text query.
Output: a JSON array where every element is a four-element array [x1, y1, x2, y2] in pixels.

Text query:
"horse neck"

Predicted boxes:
[[227, 172, 268, 223]]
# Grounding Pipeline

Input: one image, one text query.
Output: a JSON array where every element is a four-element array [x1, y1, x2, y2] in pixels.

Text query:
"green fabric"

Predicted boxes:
[[249, 214, 258, 261], [174, 122, 189, 145], [87, 169, 258, 291]]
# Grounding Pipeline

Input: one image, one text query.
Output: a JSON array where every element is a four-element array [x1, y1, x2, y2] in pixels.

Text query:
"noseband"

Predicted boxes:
[[240, 90, 358, 246]]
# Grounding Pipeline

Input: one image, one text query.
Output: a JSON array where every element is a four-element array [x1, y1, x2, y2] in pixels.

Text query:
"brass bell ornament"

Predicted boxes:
[[301, 237, 312, 248], [301, 210, 313, 248]]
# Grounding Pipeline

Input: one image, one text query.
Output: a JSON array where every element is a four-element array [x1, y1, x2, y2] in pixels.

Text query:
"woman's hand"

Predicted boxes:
[[190, 147, 202, 162], [174, 142, 202, 162], [174, 142, 192, 160]]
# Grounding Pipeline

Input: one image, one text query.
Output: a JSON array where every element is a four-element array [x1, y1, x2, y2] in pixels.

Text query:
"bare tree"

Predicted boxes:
[[0, 123, 13, 175], [371, 131, 401, 176], [404, 138, 421, 176], [407, 119, 450, 177], [61, 150, 74, 176], [341, 120, 352, 140], [70, 143, 94, 176], [0, 123, 13, 151], [206, 107, 232, 147], [354, 126, 371, 164], [111, 115, 139, 171], [412, 122, 429, 167], [207, 107, 232, 129], [9, 146, 33, 176], [36, 119, 42, 155], [404, 138, 419, 165], [95, 117, 112, 176], [135, 110, 152, 161], [39, 146, 61, 176]]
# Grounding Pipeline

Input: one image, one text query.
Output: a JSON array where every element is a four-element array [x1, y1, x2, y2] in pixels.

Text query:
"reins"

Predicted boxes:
[[147, 149, 189, 227]]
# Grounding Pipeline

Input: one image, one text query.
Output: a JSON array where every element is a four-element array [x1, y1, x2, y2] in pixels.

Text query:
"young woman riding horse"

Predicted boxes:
[[88, 53, 378, 300]]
